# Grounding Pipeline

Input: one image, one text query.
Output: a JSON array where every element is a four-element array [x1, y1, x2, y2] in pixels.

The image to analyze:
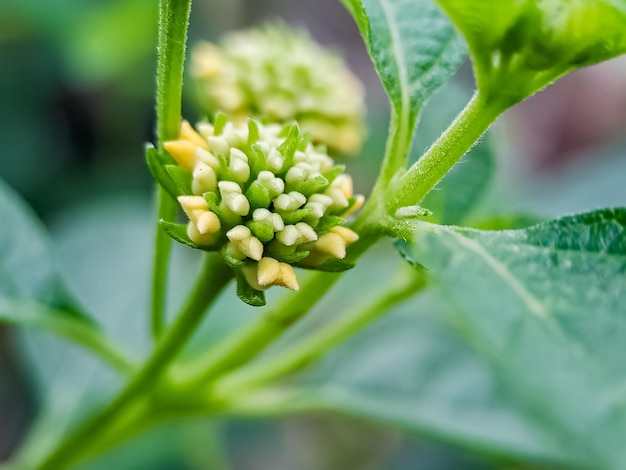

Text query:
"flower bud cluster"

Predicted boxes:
[[190, 23, 366, 155], [162, 118, 363, 303]]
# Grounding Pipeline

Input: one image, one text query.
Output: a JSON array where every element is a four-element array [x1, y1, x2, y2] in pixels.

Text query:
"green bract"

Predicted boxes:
[[190, 24, 366, 155], [149, 117, 362, 306], [437, 0, 626, 105]]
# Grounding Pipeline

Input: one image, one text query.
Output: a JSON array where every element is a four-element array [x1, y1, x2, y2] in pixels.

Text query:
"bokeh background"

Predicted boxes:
[[1, 0, 626, 468]]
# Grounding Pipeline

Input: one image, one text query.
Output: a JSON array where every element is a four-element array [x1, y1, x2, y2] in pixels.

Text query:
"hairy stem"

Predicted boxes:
[[390, 91, 504, 211], [35, 253, 232, 470], [151, 0, 193, 341]]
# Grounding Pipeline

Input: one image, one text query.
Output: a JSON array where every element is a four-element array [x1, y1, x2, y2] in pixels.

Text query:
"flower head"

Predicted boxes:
[[190, 23, 366, 155], [155, 117, 363, 306]]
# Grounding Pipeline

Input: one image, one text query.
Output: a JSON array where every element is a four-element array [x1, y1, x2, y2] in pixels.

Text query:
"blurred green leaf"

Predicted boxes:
[[0, 177, 89, 320], [2, 0, 156, 84], [393, 208, 626, 467], [262, 291, 574, 466], [436, 0, 626, 104]]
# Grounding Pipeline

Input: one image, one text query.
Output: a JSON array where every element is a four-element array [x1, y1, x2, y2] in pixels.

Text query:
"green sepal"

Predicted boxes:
[[278, 123, 301, 171], [247, 220, 275, 243], [250, 143, 268, 175], [280, 208, 314, 225], [203, 192, 221, 213], [245, 181, 271, 210], [213, 112, 228, 135], [323, 165, 346, 184], [300, 258, 355, 272], [298, 132, 312, 151], [274, 250, 310, 264], [297, 175, 329, 197], [161, 220, 205, 251], [316, 215, 346, 234], [146, 147, 181, 199], [247, 118, 260, 145], [165, 164, 192, 195], [236, 271, 266, 307], [343, 196, 361, 215], [221, 245, 245, 268], [314, 143, 328, 154]]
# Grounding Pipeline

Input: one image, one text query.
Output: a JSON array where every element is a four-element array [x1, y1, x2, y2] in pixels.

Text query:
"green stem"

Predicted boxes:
[[156, 0, 191, 144], [175, 269, 344, 388], [151, 188, 178, 340], [35, 253, 233, 470], [151, 0, 193, 341], [211, 267, 427, 399], [390, 91, 504, 211], [377, 106, 415, 189]]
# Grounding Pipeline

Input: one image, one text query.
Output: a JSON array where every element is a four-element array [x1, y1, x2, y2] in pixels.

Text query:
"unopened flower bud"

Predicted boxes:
[[190, 23, 366, 155]]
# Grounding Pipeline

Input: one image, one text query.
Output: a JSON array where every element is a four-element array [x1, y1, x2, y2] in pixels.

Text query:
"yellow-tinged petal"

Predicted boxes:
[[187, 222, 219, 246], [180, 120, 209, 150], [164, 140, 197, 172], [331, 226, 359, 244], [178, 195, 208, 220], [257, 257, 281, 286], [277, 263, 299, 291], [196, 211, 221, 234], [315, 232, 347, 259]]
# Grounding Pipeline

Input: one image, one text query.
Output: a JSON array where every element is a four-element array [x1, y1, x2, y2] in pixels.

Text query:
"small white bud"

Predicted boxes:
[[196, 122, 215, 139], [273, 191, 306, 211], [228, 194, 250, 216], [271, 213, 285, 231], [207, 136, 230, 157], [229, 157, 250, 183], [266, 148, 283, 173], [257, 171, 284, 197], [195, 147, 220, 169], [253, 208, 272, 222], [276, 225, 299, 246], [192, 162, 217, 194], [226, 225, 251, 241], [295, 222, 318, 242]]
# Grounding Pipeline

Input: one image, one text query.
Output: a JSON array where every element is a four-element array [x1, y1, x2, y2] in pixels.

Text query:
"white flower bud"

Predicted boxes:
[[273, 191, 306, 211], [192, 162, 217, 194], [207, 136, 230, 157]]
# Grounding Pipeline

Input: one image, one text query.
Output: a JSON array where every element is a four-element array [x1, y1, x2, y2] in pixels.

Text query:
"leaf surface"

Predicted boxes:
[[0, 177, 89, 320], [393, 208, 626, 467], [341, 0, 467, 152]]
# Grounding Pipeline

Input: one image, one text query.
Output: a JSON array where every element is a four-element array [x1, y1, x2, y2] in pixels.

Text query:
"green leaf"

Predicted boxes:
[[397, 208, 626, 467], [236, 271, 266, 307], [146, 147, 181, 199], [160, 220, 217, 251], [345, 0, 466, 118], [248, 247, 575, 465], [420, 137, 494, 225], [437, 0, 626, 104], [0, 177, 88, 320], [341, 0, 467, 171], [165, 164, 192, 195]]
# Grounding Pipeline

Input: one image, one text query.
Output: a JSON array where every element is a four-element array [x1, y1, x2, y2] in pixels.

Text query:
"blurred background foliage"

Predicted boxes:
[[1, 0, 626, 468]]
